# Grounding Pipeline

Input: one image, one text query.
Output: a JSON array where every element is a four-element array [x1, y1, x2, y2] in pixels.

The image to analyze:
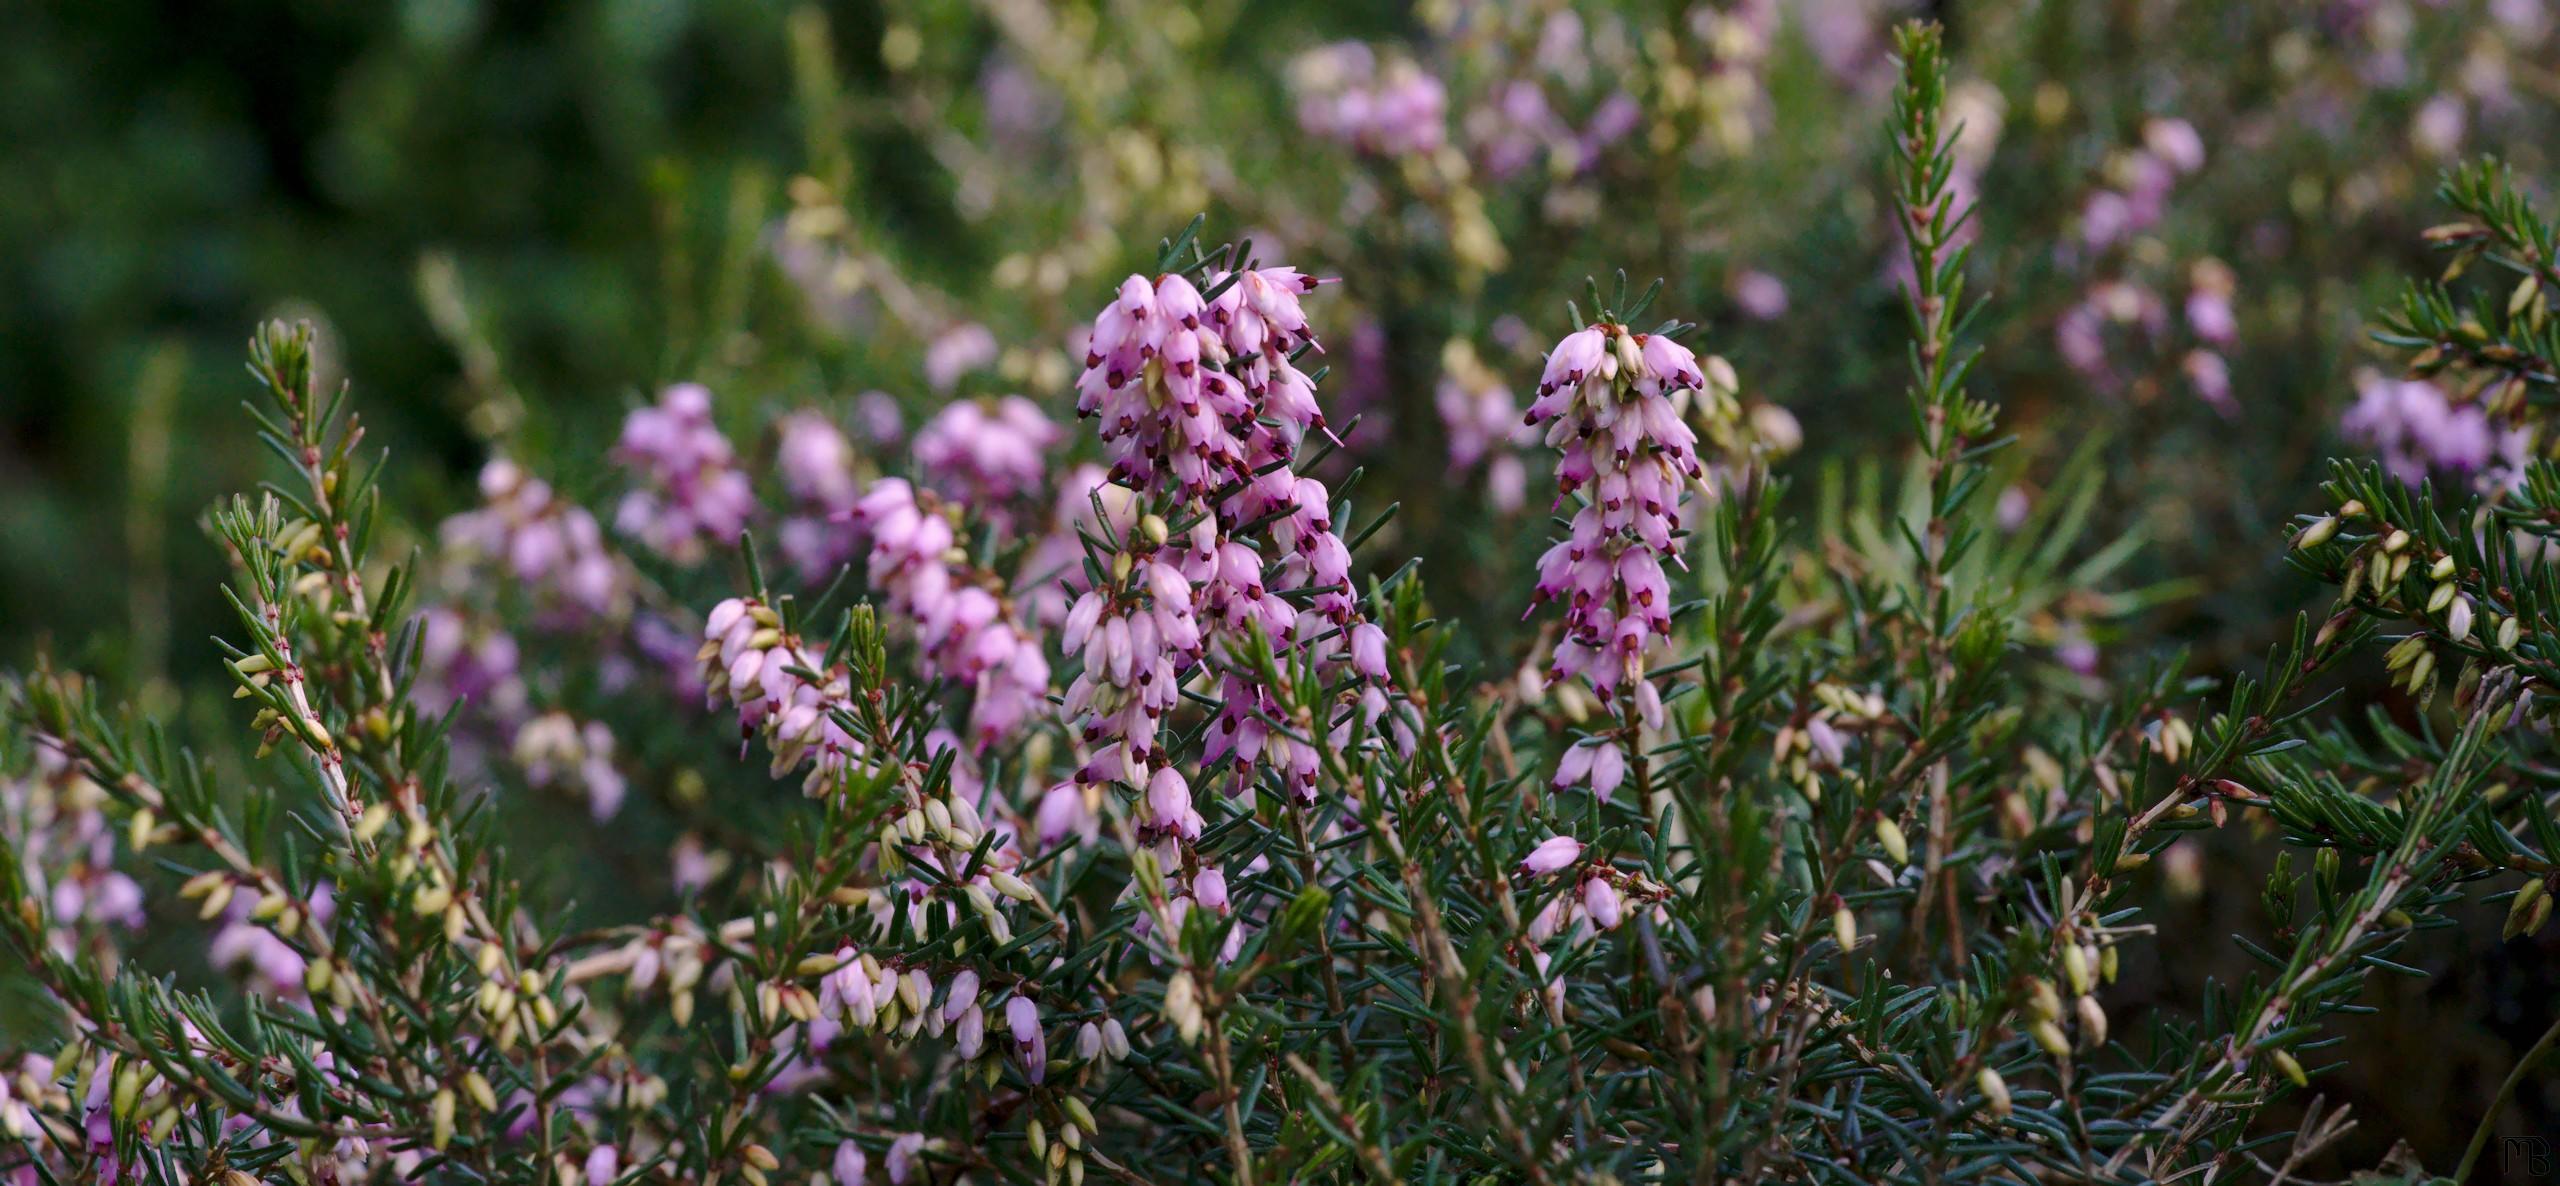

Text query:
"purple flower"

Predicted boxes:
[[512, 713, 627, 821], [887, 1133, 927, 1185], [1554, 739, 1629, 801], [833, 1140, 868, 1186], [1065, 261, 1379, 811], [2183, 350, 2234, 417], [2142, 118, 2206, 175], [2341, 369, 2525, 487], [699, 597, 865, 793], [775, 412, 865, 580]]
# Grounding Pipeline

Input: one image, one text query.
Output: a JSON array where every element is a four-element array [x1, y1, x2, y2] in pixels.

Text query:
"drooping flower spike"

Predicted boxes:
[[1526, 318, 1708, 708]]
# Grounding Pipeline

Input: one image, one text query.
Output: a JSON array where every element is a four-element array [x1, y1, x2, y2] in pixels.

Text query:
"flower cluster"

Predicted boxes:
[[1077, 268, 1327, 498], [1462, 11, 1644, 180], [5, 755, 143, 954], [511, 712, 629, 821], [1055, 540, 1204, 840], [2046, 117, 2242, 412], [911, 395, 1063, 513], [846, 479, 1052, 748], [699, 597, 863, 793], [774, 411, 866, 581], [437, 458, 626, 623], [613, 382, 755, 566], [2076, 118, 2205, 254], [2340, 368, 2527, 488], [1526, 320, 1707, 710], [1067, 264, 1380, 812], [414, 605, 527, 720], [1435, 340, 1532, 513], [1290, 42, 1448, 159]]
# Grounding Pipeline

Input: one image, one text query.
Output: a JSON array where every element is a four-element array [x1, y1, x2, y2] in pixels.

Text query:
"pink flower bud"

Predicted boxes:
[[1582, 876, 1624, 930], [1519, 835, 1584, 876], [1196, 867, 1231, 912]]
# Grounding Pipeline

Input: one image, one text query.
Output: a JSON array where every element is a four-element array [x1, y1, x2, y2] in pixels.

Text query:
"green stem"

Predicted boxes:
[[2457, 1004, 2560, 1182]]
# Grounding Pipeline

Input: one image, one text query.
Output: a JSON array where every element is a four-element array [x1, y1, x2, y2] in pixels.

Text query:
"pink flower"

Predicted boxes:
[[1349, 623, 1390, 680], [1582, 876, 1624, 930], [843, 479, 1051, 747], [886, 1133, 926, 1185], [1527, 321, 1704, 700], [1519, 835, 1584, 876], [1145, 767, 1204, 841], [2184, 350, 2233, 416], [2342, 369, 2526, 487], [1553, 740, 1628, 800], [1064, 260, 1382, 811], [1732, 270, 1789, 320], [1195, 866, 1232, 912], [439, 459, 626, 622], [924, 322, 999, 391], [2142, 118, 2205, 174], [913, 396, 1062, 512], [1292, 43, 1448, 158], [775, 412, 864, 579], [612, 384, 754, 566], [833, 1141, 868, 1186]]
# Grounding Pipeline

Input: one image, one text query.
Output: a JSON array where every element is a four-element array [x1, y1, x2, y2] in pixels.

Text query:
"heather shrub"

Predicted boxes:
[[6, 11, 2560, 1186]]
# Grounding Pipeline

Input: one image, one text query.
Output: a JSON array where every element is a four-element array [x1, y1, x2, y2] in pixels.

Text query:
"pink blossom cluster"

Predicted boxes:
[[1469, 81, 1641, 179], [912, 396, 1064, 513], [2076, 119, 2205, 254], [1462, 11, 1645, 180], [1052, 550, 1204, 841], [774, 411, 866, 581], [2047, 119, 2242, 412], [2341, 369, 2527, 488], [512, 712, 629, 820], [924, 322, 1000, 391], [1076, 268, 1328, 498], [1436, 354, 1532, 513], [699, 597, 864, 794], [613, 383, 755, 566], [6, 755, 144, 953], [845, 479, 1052, 748], [1066, 267, 1382, 812], [1526, 321, 1706, 709], [1290, 42, 1448, 158], [438, 459, 625, 622], [2053, 281, 2169, 391], [413, 606, 527, 721], [789, 932, 1055, 1089]]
